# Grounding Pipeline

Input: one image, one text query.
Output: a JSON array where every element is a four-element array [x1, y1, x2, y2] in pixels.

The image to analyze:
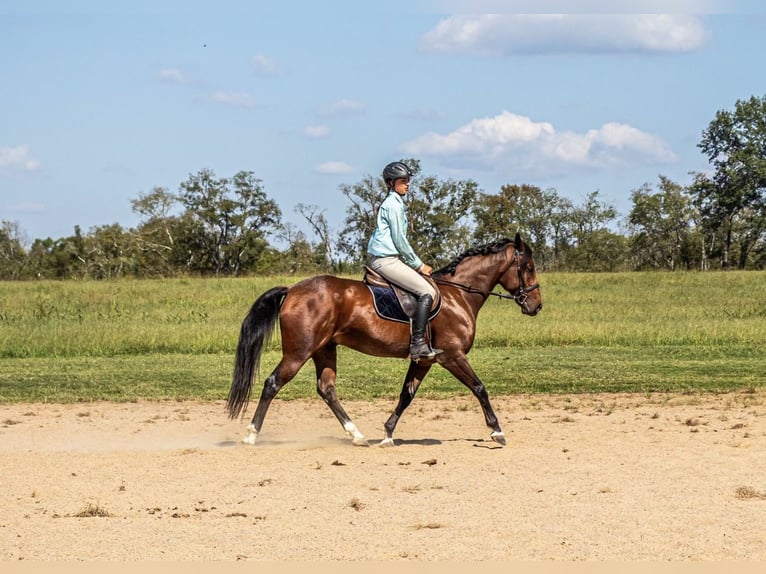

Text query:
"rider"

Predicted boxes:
[[367, 161, 443, 361]]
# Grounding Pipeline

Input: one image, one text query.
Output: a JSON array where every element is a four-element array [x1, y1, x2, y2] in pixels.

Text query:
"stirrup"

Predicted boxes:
[[410, 343, 443, 361]]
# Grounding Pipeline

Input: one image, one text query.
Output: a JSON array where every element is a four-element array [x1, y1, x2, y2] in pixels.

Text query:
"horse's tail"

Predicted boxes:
[[226, 286, 289, 420]]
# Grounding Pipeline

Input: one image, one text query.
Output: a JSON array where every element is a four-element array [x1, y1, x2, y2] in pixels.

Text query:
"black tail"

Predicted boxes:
[[226, 286, 288, 419]]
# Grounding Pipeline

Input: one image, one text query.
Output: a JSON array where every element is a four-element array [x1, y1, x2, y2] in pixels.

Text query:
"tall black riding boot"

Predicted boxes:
[[409, 294, 443, 361]]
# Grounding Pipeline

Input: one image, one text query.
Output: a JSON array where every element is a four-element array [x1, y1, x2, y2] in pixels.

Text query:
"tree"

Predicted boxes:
[[131, 187, 179, 277], [26, 226, 88, 279], [168, 212, 215, 274], [628, 177, 696, 270], [547, 194, 576, 270], [567, 228, 630, 272], [693, 95, 766, 269], [571, 191, 617, 235], [272, 222, 325, 273], [178, 169, 282, 275], [84, 223, 133, 279], [131, 186, 177, 221], [0, 220, 27, 279], [567, 191, 627, 271], [472, 184, 562, 271], [295, 203, 334, 270], [406, 173, 478, 266]]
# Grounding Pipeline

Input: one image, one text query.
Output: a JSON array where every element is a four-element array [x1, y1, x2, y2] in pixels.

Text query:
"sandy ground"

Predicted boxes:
[[1, 391, 766, 562]]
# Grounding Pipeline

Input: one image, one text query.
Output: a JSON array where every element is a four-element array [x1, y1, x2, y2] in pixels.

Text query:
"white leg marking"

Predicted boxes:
[[378, 437, 395, 448], [344, 422, 369, 447], [490, 430, 506, 446], [242, 424, 258, 445]]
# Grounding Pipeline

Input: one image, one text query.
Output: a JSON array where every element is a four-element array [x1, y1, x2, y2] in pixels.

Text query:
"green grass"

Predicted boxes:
[[1, 271, 765, 403]]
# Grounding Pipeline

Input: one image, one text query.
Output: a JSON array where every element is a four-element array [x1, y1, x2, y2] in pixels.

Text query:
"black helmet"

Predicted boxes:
[[382, 161, 413, 183]]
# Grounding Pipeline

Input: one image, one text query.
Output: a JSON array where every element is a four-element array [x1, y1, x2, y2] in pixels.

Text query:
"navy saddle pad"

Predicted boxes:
[[367, 285, 440, 324]]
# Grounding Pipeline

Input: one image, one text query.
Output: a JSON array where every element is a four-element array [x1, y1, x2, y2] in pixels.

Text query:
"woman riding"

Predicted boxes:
[[367, 161, 443, 361]]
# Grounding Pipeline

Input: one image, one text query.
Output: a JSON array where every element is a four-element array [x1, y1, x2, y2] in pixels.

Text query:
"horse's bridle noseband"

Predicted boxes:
[[434, 247, 540, 307], [502, 248, 540, 306]]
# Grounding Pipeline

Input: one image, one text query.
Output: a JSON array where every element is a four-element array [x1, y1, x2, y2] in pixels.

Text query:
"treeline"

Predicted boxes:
[[2, 96, 765, 279]]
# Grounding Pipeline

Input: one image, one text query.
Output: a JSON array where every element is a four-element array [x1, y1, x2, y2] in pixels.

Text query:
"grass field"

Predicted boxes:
[[1, 271, 765, 403]]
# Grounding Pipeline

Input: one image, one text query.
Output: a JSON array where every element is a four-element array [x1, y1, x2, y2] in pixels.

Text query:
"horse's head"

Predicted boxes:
[[499, 233, 542, 316]]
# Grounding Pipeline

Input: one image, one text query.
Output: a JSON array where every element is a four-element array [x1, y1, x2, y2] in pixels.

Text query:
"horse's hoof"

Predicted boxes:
[[242, 425, 258, 445], [343, 422, 368, 446], [352, 436, 370, 447], [490, 431, 506, 446], [378, 437, 395, 448]]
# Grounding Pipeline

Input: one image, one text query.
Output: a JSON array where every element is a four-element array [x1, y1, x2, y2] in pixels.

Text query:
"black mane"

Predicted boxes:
[[434, 238, 514, 277]]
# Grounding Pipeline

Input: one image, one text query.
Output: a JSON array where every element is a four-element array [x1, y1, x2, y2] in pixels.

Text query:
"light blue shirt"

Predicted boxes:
[[367, 191, 423, 270]]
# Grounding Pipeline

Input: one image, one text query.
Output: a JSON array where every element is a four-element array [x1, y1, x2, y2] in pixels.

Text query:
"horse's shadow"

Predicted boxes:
[[216, 440, 239, 448], [373, 437, 501, 448], [373, 438, 442, 447], [216, 436, 501, 449]]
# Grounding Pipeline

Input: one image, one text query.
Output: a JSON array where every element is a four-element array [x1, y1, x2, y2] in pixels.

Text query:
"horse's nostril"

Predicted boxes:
[[525, 303, 542, 316]]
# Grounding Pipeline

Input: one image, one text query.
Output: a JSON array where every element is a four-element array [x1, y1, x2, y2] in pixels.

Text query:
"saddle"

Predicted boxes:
[[363, 266, 442, 324]]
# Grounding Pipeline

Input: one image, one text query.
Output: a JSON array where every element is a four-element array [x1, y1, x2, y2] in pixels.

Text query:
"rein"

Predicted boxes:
[[432, 248, 540, 305]]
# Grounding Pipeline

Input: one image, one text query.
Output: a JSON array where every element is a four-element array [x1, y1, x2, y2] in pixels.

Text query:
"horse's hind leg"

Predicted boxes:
[[313, 344, 368, 446], [243, 357, 303, 444], [380, 361, 432, 447]]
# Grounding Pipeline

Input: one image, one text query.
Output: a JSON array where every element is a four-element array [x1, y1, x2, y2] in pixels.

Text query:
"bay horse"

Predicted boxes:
[[226, 232, 542, 447]]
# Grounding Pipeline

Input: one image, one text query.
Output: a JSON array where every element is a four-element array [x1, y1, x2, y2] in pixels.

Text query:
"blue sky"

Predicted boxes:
[[2, 0, 766, 244]]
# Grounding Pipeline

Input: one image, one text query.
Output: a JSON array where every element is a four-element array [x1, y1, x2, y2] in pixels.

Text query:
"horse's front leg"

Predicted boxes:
[[380, 361, 432, 447], [440, 353, 506, 445]]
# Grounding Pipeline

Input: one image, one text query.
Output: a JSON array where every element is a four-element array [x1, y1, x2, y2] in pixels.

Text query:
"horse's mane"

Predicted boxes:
[[434, 238, 514, 277]]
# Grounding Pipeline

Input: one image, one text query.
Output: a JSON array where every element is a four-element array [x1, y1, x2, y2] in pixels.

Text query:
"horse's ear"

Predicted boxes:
[[514, 232, 522, 251]]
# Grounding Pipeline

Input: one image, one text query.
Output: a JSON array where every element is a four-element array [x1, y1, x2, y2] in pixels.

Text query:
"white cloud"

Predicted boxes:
[[251, 54, 279, 76], [10, 201, 45, 212], [420, 14, 710, 56], [0, 145, 41, 173], [429, 1, 727, 13], [315, 161, 353, 174], [158, 68, 193, 84], [399, 108, 448, 122], [400, 110, 677, 173], [318, 99, 366, 117], [210, 92, 256, 108], [304, 125, 330, 139]]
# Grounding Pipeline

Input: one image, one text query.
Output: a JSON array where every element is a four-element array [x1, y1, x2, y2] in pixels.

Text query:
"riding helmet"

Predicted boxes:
[[382, 161, 413, 183]]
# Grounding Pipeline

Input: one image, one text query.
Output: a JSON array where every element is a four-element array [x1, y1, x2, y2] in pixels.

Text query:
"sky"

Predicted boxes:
[[2, 0, 766, 245]]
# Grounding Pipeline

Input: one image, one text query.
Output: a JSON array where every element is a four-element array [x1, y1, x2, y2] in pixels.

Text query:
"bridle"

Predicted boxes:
[[509, 248, 541, 306], [433, 247, 540, 307]]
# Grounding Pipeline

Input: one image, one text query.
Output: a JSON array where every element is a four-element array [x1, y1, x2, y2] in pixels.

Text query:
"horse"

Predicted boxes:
[[226, 232, 542, 447]]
